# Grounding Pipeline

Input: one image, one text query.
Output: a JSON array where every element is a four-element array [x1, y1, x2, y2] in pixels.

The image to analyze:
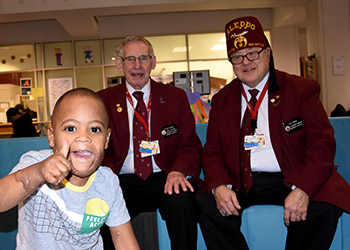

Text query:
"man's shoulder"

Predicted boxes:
[[97, 84, 125, 98], [275, 69, 320, 90], [212, 78, 241, 100]]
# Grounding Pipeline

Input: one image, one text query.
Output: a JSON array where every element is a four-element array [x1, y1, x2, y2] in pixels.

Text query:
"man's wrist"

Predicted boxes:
[[212, 184, 232, 194]]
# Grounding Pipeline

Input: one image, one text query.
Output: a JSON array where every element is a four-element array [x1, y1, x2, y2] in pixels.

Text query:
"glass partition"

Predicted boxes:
[[103, 38, 124, 65], [35, 43, 43, 69], [75, 40, 102, 66], [36, 70, 46, 121], [44, 42, 73, 68], [0, 44, 35, 72], [188, 33, 227, 60], [146, 35, 187, 62], [76, 67, 103, 92]]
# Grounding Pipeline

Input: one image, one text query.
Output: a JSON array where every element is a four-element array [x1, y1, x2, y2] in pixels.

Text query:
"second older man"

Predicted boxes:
[[197, 16, 350, 250]]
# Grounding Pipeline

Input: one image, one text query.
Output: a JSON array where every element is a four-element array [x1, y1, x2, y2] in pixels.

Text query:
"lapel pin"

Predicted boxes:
[[116, 103, 123, 112], [160, 97, 165, 104], [271, 95, 280, 106]]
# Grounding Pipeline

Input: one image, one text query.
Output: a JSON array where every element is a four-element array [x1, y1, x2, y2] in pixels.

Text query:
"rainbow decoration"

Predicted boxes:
[[186, 91, 211, 123]]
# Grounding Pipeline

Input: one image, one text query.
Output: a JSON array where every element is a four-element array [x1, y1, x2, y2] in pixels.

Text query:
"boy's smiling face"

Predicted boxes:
[[48, 95, 111, 186]]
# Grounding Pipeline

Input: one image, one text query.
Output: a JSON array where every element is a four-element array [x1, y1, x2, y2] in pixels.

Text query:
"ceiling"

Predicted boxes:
[[0, 0, 313, 43]]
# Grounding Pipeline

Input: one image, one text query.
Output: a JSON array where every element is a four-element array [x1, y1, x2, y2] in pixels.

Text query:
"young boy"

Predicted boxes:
[[0, 88, 140, 250]]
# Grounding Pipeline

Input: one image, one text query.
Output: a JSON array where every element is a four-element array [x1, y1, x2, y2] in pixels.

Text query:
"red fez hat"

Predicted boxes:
[[225, 16, 268, 57]]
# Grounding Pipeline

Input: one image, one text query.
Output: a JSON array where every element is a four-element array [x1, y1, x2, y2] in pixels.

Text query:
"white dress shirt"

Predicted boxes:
[[241, 72, 281, 173], [119, 81, 162, 174]]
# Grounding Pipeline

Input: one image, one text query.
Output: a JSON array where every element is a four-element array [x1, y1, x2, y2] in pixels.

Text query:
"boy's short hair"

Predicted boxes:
[[51, 88, 108, 126]]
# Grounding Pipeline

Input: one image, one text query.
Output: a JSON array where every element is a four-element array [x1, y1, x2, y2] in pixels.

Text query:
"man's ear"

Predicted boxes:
[[151, 55, 157, 70], [265, 47, 271, 60], [47, 125, 56, 149], [116, 57, 124, 72], [104, 128, 112, 150]]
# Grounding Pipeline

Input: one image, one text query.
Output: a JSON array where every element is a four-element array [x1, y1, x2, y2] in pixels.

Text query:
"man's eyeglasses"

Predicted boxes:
[[229, 48, 266, 65], [120, 55, 153, 64]]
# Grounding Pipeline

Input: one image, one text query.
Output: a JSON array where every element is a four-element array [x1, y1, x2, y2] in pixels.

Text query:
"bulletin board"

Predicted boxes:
[[48, 77, 73, 115]]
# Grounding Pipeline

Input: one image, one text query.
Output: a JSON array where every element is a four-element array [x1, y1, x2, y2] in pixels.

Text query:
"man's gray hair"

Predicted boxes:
[[118, 35, 154, 57]]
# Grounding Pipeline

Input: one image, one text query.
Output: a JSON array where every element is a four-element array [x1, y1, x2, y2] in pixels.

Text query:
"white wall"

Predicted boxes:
[[316, 0, 350, 114], [272, 26, 300, 76]]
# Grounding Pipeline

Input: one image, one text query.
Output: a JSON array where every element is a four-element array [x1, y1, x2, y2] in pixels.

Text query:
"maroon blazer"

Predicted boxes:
[[203, 70, 350, 212], [98, 79, 202, 180]]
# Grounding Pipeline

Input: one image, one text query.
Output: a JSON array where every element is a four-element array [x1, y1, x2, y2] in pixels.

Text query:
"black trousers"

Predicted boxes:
[[196, 172, 343, 250], [101, 172, 200, 250]]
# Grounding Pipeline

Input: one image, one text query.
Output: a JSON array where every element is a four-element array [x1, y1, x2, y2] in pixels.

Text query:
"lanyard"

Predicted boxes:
[[241, 80, 269, 130], [126, 91, 152, 140]]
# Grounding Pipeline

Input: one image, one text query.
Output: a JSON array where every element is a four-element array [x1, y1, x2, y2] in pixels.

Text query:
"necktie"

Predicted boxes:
[[133, 91, 153, 180], [240, 88, 259, 192]]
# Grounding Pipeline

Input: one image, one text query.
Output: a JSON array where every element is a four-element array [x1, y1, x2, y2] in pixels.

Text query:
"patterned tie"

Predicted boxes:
[[240, 88, 259, 193], [133, 91, 153, 180]]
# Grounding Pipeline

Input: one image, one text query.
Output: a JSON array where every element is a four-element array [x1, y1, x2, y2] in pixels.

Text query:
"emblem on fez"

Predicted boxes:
[[233, 31, 248, 49]]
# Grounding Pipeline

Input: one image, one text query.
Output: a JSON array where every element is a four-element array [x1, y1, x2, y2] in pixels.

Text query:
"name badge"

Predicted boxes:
[[161, 124, 178, 138], [140, 140, 160, 157], [244, 134, 266, 150], [283, 117, 304, 135]]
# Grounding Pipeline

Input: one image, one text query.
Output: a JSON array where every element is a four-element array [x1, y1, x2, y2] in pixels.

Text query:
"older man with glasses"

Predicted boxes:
[[98, 35, 202, 250], [196, 16, 350, 250]]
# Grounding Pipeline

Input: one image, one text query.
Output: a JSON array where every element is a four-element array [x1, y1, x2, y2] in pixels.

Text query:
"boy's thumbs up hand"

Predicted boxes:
[[59, 138, 70, 159], [39, 138, 72, 184]]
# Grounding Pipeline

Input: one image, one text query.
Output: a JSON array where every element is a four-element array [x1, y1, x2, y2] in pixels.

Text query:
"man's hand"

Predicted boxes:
[[39, 139, 71, 184], [284, 187, 309, 226], [214, 185, 241, 216], [164, 171, 194, 195]]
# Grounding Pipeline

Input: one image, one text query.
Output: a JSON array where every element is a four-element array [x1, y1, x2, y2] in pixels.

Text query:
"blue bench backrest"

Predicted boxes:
[[0, 136, 50, 250]]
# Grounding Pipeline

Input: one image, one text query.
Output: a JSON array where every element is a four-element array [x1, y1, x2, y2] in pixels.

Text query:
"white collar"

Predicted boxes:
[[242, 72, 270, 97], [126, 80, 151, 100]]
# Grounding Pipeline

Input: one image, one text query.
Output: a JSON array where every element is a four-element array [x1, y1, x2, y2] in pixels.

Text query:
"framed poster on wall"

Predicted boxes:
[[48, 77, 73, 115], [20, 78, 32, 96]]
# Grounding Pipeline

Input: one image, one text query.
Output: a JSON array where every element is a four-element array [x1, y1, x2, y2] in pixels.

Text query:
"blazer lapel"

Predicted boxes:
[[229, 82, 243, 142], [150, 80, 166, 140], [268, 89, 283, 165], [113, 83, 130, 148]]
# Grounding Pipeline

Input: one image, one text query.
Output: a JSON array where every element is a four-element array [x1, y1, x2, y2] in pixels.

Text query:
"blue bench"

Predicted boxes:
[[1, 118, 350, 250], [156, 118, 350, 250]]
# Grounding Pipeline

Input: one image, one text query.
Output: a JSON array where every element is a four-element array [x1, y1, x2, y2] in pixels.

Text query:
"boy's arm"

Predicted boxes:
[[0, 163, 45, 212], [0, 141, 71, 212], [110, 221, 140, 250]]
